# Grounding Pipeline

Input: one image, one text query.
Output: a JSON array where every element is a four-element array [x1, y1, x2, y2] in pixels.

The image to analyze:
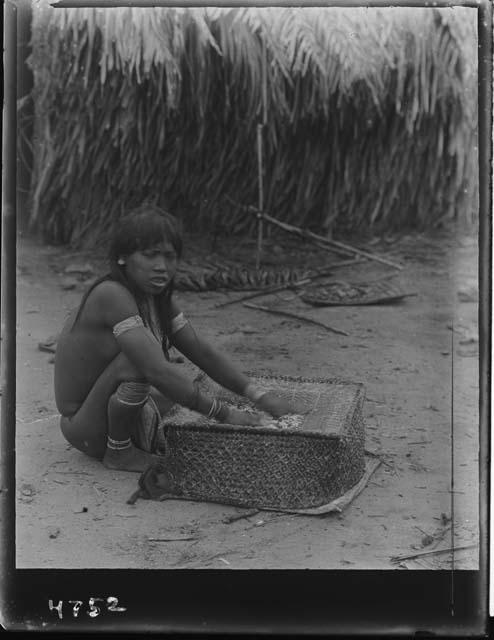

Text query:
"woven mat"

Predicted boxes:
[[301, 279, 417, 307], [284, 456, 381, 514], [128, 456, 380, 515]]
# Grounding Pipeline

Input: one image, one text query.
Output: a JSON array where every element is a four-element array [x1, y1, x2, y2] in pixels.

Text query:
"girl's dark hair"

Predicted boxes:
[[72, 204, 183, 358], [109, 203, 183, 265]]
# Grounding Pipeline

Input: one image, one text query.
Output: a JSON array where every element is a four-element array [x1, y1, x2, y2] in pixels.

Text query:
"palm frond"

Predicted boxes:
[[26, 2, 478, 245]]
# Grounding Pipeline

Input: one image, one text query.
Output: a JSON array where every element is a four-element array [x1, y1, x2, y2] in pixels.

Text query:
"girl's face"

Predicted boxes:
[[122, 240, 178, 294]]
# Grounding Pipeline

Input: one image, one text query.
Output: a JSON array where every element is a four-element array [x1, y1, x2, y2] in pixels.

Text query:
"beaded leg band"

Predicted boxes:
[[115, 381, 150, 406], [107, 436, 132, 451]]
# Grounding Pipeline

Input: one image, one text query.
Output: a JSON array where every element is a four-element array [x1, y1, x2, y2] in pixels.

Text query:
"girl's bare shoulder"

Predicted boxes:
[[84, 279, 139, 322], [90, 278, 134, 301]]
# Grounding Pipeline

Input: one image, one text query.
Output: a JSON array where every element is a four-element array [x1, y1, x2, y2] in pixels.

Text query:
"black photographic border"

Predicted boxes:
[[1, 0, 490, 634]]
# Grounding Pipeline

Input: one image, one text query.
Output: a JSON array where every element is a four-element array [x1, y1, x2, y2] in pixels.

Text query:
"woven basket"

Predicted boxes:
[[158, 375, 366, 511]]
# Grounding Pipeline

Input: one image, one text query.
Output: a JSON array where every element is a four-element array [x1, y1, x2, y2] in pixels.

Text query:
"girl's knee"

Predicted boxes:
[[113, 352, 147, 383]]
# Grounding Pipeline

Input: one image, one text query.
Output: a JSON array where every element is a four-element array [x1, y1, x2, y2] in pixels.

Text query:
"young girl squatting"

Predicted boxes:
[[54, 205, 299, 473]]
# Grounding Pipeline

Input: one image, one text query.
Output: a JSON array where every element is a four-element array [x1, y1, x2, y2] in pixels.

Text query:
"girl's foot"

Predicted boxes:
[[102, 443, 158, 473]]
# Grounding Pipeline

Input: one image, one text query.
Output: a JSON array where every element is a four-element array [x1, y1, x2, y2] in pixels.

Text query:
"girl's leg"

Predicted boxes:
[[60, 352, 158, 472], [103, 383, 160, 472], [149, 387, 175, 416]]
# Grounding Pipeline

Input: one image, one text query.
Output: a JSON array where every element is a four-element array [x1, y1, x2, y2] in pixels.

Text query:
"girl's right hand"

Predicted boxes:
[[221, 407, 263, 427]]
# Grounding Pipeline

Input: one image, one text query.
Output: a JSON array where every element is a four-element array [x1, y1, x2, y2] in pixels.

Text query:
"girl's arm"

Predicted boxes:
[[171, 321, 250, 395], [170, 307, 300, 418], [96, 282, 260, 426]]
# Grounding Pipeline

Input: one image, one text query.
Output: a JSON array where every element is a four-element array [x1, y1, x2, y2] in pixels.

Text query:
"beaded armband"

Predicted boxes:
[[112, 315, 145, 338]]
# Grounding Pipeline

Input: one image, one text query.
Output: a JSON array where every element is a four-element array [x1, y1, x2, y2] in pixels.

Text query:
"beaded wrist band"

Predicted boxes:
[[206, 397, 225, 421], [243, 383, 267, 404]]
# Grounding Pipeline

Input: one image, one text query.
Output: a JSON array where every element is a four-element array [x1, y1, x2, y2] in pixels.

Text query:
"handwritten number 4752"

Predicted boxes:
[[48, 597, 126, 620]]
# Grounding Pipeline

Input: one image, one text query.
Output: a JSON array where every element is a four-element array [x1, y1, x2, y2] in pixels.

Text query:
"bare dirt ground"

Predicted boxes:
[[14, 227, 479, 569]]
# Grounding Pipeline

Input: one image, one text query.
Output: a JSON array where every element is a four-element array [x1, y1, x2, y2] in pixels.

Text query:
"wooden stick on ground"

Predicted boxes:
[[227, 197, 403, 271], [243, 302, 349, 336], [215, 258, 361, 309], [390, 544, 478, 563], [223, 509, 260, 524], [364, 449, 395, 471], [148, 536, 200, 542]]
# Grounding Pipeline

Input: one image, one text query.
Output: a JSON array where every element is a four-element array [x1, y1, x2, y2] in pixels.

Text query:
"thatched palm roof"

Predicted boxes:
[[27, 3, 478, 244]]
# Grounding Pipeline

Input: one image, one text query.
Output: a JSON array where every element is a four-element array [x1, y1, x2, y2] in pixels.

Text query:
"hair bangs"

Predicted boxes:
[[110, 204, 183, 261]]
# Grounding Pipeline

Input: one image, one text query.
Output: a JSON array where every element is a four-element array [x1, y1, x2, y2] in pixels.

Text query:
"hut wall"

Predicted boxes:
[[26, 6, 478, 246]]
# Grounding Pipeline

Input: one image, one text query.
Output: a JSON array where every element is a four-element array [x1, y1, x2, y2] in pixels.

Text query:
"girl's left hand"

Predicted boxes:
[[255, 390, 304, 418], [222, 406, 264, 427]]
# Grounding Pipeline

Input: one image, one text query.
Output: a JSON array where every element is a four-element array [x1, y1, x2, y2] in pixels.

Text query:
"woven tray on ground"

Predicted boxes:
[[300, 279, 417, 307], [138, 375, 367, 512]]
